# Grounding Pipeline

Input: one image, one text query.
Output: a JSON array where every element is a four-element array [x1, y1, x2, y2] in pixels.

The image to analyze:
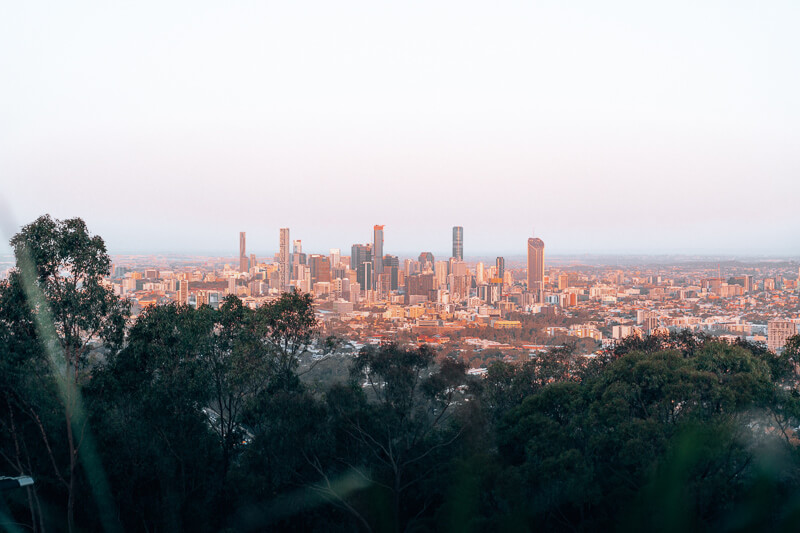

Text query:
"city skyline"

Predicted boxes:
[[3, 210, 800, 260], [2, 3, 800, 530]]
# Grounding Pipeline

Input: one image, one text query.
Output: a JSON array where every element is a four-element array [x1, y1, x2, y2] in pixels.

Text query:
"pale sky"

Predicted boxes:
[[2, 1, 798, 258]]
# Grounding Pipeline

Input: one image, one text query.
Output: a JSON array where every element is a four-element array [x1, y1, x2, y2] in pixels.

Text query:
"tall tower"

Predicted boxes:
[[476, 262, 485, 284], [496, 256, 505, 279], [452, 226, 463, 261], [279, 228, 290, 291], [373, 225, 384, 289], [179, 279, 189, 305], [239, 232, 248, 273], [527, 237, 545, 302]]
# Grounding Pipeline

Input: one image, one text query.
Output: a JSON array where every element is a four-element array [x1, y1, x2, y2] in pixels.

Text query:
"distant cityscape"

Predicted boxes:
[[16, 224, 787, 359]]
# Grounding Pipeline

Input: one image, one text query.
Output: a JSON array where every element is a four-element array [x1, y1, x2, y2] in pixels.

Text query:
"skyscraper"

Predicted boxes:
[[452, 226, 463, 261], [527, 237, 545, 302], [330, 248, 341, 269], [309, 254, 331, 285], [279, 228, 290, 291], [373, 225, 384, 289], [418, 252, 434, 270], [476, 262, 485, 284], [239, 232, 247, 273], [496, 256, 505, 279], [292, 239, 306, 278], [384, 254, 400, 291], [357, 262, 373, 293], [351, 243, 372, 284]]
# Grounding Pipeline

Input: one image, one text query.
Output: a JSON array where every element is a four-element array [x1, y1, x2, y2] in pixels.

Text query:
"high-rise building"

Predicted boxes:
[[249, 253, 257, 270], [452, 226, 463, 261], [309, 254, 331, 285], [239, 232, 247, 273], [330, 248, 341, 269], [179, 279, 189, 305], [527, 237, 545, 302], [351, 244, 372, 278], [384, 254, 400, 291], [404, 258, 414, 278], [496, 257, 505, 280], [373, 225, 384, 289], [357, 262, 373, 292], [419, 252, 434, 270], [434, 261, 449, 288], [279, 228, 290, 291], [291, 239, 306, 278], [476, 262, 485, 284], [768, 319, 796, 353]]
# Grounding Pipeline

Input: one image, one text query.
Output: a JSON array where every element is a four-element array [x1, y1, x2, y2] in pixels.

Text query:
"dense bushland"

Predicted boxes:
[[3, 216, 800, 532]]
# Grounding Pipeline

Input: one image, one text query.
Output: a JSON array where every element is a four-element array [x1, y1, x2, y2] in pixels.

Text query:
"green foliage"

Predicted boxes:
[[488, 340, 800, 531], [86, 302, 221, 531], [1, 214, 129, 532], [5, 215, 800, 532], [9, 214, 129, 368]]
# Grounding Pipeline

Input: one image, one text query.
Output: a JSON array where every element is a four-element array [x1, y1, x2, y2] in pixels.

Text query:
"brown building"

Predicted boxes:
[[309, 254, 331, 285], [527, 237, 545, 302], [768, 319, 796, 352]]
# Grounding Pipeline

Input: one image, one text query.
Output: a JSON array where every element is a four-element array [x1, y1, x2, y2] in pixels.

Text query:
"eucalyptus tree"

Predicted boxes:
[[1, 215, 129, 532], [321, 344, 472, 531]]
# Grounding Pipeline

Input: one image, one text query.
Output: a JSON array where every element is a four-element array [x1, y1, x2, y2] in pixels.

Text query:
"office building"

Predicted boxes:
[[279, 228, 290, 291], [239, 232, 247, 273], [527, 237, 545, 302], [496, 257, 505, 280], [292, 239, 306, 278], [179, 279, 189, 305], [351, 244, 372, 278], [476, 262, 485, 284], [373, 225, 384, 289], [309, 254, 331, 285], [452, 226, 463, 261], [384, 254, 400, 291], [434, 261, 449, 288], [419, 252, 434, 270], [357, 262, 373, 292]]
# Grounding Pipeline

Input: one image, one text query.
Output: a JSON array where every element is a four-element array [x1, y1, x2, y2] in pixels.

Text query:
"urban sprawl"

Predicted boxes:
[[91, 226, 799, 364]]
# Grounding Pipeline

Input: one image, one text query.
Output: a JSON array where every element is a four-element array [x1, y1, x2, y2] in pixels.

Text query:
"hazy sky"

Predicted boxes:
[[2, 1, 798, 258]]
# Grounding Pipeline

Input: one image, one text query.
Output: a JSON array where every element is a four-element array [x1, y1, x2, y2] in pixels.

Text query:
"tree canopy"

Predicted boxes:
[[3, 215, 800, 532]]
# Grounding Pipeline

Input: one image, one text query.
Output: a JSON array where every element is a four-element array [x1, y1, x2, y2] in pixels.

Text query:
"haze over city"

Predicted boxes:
[[5, 3, 800, 531], [2, 1, 799, 256]]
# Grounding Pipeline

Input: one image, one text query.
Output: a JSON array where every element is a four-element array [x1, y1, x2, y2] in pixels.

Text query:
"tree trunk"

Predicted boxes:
[[65, 389, 77, 533]]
